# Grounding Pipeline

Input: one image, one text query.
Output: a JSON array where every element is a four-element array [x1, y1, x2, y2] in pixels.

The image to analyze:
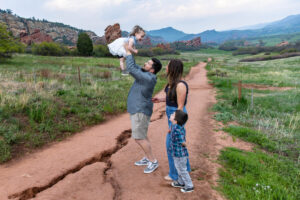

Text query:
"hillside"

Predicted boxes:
[[147, 27, 187, 42], [147, 14, 300, 43], [0, 11, 102, 45]]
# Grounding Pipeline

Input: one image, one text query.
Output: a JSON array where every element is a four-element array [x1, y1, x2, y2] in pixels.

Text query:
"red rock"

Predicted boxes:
[[20, 29, 53, 45], [276, 41, 289, 47], [104, 23, 122, 44]]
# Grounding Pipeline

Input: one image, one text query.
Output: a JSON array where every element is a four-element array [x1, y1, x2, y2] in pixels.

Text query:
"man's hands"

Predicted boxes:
[[182, 142, 186, 147], [152, 97, 165, 103]]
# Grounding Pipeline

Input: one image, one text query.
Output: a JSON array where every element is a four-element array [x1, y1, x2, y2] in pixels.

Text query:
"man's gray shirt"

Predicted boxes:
[[126, 55, 157, 117]]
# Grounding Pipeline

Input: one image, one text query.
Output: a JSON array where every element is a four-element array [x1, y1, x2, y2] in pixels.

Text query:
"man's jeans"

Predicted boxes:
[[166, 105, 191, 180], [173, 156, 194, 189]]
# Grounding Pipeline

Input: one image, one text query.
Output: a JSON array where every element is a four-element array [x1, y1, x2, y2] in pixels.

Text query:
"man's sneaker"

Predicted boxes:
[[134, 157, 149, 166], [171, 181, 185, 188], [144, 160, 159, 173], [180, 187, 194, 193]]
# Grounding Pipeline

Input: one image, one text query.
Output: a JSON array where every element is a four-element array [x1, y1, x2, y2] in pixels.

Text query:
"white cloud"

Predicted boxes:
[[44, 0, 129, 12], [15, 0, 300, 35]]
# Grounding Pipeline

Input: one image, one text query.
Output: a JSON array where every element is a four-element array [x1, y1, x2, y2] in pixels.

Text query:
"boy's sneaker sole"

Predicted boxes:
[[171, 182, 185, 188], [180, 187, 194, 193]]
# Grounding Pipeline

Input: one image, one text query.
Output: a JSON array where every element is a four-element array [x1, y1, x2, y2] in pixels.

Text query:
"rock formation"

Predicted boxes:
[[184, 37, 201, 47], [20, 29, 53, 45], [0, 12, 101, 45], [104, 23, 122, 44]]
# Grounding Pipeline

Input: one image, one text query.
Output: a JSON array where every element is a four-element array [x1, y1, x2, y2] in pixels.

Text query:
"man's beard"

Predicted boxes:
[[141, 68, 147, 72]]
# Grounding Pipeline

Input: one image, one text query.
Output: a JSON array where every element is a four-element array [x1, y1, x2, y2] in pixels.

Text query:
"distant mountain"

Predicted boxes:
[[146, 27, 188, 42], [235, 22, 272, 30], [122, 30, 166, 44], [148, 14, 300, 44]]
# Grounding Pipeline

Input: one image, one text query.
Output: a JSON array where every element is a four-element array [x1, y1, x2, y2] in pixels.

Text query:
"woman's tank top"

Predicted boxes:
[[164, 80, 188, 107]]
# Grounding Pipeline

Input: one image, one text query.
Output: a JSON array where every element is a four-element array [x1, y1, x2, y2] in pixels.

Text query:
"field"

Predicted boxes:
[[0, 53, 203, 163], [204, 49, 300, 199], [1, 49, 299, 199]]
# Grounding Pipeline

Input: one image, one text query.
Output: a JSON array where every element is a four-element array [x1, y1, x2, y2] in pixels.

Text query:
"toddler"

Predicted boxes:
[[108, 25, 145, 75]]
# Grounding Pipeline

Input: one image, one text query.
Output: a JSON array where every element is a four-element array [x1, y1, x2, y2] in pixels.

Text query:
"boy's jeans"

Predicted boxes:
[[173, 156, 194, 189], [166, 105, 191, 180]]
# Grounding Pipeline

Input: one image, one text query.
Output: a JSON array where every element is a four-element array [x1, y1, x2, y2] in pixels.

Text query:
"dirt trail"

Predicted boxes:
[[0, 61, 252, 200]]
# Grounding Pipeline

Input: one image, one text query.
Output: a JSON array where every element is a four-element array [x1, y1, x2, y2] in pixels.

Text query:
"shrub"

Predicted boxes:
[[0, 140, 11, 163], [280, 48, 298, 54], [152, 47, 164, 55], [93, 45, 111, 57], [32, 42, 70, 56], [0, 23, 25, 58], [77, 32, 93, 56], [138, 49, 154, 57]]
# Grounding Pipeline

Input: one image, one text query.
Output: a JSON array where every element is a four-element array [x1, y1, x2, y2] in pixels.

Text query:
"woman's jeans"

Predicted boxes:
[[166, 105, 191, 180]]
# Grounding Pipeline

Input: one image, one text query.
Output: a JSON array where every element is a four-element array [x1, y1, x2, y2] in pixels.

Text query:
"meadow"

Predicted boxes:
[[0, 53, 201, 163], [204, 49, 300, 199]]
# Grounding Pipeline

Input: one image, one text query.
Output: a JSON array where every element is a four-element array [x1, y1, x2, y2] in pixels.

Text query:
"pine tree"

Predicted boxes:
[[77, 32, 93, 56]]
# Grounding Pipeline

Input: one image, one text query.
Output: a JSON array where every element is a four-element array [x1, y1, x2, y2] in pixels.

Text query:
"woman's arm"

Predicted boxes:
[[176, 82, 187, 110], [128, 38, 138, 54]]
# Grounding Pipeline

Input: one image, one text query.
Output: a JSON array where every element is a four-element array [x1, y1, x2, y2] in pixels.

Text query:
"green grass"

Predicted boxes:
[[203, 49, 300, 199], [0, 53, 199, 163], [218, 147, 300, 200]]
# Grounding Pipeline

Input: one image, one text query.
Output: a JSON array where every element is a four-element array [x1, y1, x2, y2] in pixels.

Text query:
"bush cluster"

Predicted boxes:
[[32, 42, 73, 56], [137, 47, 179, 57]]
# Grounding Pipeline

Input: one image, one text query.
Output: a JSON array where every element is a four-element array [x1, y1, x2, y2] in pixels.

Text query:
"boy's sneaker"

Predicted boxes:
[[134, 157, 149, 166], [171, 181, 185, 188], [180, 187, 194, 193], [144, 160, 159, 173]]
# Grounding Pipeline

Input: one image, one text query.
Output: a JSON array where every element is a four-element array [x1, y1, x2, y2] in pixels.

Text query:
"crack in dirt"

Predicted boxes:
[[8, 129, 132, 200]]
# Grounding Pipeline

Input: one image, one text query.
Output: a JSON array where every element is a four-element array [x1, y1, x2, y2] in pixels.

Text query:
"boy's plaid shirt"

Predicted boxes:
[[168, 124, 189, 157]]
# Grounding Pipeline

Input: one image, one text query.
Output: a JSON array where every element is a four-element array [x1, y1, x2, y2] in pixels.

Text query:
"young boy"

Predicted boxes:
[[169, 110, 194, 193]]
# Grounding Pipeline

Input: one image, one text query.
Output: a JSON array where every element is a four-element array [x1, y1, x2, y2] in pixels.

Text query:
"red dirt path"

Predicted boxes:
[[0, 62, 252, 200]]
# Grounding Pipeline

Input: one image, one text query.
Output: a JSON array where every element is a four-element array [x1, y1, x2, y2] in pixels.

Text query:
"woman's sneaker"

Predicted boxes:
[[164, 175, 172, 181], [171, 181, 185, 188], [180, 187, 194, 193], [134, 157, 149, 166], [144, 160, 159, 173]]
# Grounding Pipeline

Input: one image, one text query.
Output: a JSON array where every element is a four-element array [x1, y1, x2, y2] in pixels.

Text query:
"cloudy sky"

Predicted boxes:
[[1, 0, 300, 35]]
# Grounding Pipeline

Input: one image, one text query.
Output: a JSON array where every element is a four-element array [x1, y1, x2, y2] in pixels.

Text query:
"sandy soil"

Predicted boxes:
[[0, 61, 253, 200]]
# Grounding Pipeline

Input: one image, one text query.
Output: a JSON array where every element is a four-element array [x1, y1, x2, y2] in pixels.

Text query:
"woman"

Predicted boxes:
[[152, 59, 191, 181]]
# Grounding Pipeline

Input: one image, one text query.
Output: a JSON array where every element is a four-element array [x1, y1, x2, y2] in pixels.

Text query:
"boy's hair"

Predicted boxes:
[[130, 25, 145, 36], [175, 110, 188, 126], [151, 58, 162, 74]]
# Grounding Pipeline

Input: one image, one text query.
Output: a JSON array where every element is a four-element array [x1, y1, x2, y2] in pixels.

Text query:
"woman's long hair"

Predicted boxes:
[[167, 59, 183, 103]]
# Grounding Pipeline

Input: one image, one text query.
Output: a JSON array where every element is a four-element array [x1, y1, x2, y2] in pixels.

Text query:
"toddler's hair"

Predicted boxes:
[[175, 110, 188, 126], [130, 25, 145, 36]]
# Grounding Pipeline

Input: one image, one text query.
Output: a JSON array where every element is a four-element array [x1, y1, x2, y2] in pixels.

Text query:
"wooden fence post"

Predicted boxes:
[[238, 80, 242, 100], [77, 66, 81, 86]]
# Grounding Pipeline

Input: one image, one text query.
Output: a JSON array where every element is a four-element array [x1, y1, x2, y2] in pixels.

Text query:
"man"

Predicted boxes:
[[124, 43, 162, 173]]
